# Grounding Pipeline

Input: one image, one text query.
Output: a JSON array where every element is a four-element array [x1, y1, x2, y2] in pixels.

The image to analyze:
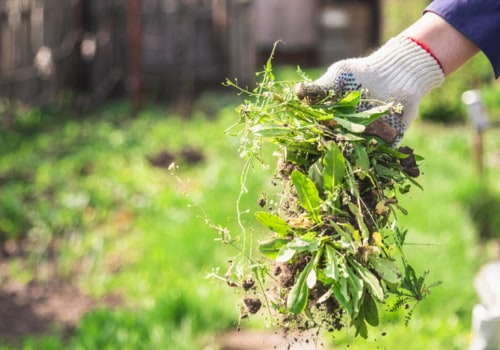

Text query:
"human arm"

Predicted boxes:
[[296, 3, 500, 143], [295, 13, 449, 142], [400, 12, 479, 77], [424, 0, 500, 79]]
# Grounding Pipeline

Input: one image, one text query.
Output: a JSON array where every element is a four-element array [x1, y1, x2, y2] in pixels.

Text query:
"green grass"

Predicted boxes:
[[0, 98, 259, 349], [2, 47, 500, 350], [2, 90, 500, 350], [327, 124, 489, 349]]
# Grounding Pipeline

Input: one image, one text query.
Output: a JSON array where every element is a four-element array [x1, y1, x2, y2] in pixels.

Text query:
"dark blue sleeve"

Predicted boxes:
[[425, 0, 500, 78]]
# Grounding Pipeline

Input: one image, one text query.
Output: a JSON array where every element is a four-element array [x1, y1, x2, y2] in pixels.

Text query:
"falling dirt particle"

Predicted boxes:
[[242, 277, 255, 291], [243, 298, 262, 314]]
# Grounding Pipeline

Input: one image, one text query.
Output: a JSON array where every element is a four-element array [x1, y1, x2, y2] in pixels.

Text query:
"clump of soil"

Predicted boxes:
[[398, 146, 419, 178], [243, 297, 262, 314], [147, 146, 204, 168], [272, 259, 344, 331]]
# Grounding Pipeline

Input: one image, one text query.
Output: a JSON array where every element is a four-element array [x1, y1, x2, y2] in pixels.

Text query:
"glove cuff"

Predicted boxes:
[[363, 36, 445, 98]]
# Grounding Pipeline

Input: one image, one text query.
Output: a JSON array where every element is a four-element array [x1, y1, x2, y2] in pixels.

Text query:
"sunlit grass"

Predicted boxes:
[[328, 123, 500, 349], [2, 90, 500, 349], [0, 98, 251, 349]]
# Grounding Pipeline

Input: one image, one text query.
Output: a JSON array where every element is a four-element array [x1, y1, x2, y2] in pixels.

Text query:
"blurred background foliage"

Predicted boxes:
[[1, 1, 500, 349]]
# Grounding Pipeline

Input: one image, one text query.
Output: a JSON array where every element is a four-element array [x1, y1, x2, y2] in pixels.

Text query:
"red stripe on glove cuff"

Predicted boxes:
[[406, 36, 444, 73]]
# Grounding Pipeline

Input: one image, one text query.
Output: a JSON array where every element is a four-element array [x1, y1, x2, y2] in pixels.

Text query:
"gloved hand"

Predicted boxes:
[[295, 36, 445, 144]]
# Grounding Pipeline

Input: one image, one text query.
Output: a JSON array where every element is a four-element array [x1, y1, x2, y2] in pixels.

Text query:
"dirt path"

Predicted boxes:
[[0, 277, 333, 349], [0, 278, 120, 346], [216, 329, 333, 350], [0, 250, 329, 349], [0, 233, 124, 346]]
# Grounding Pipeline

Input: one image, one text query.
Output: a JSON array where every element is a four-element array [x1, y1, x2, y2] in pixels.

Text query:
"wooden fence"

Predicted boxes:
[[0, 0, 77, 104], [0, 0, 378, 107], [0, 0, 256, 107]]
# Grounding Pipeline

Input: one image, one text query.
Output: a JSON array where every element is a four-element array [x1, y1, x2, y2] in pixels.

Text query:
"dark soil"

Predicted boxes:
[[147, 146, 205, 168], [216, 329, 332, 350], [243, 297, 262, 314], [398, 146, 420, 177], [0, 245, 121, 346], [147, 149, 175, 168]]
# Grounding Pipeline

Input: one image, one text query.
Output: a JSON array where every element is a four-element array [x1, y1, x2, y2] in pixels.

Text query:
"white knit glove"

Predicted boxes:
[[296, 36, 444, 143]]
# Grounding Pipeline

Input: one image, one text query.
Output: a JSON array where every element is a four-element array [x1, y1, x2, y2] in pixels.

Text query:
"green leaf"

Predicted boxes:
[[271, 300, 288, 313], [323, 143, 346, 193], [353, 143, 370, 172], [287, 259, 314, 314], [379, 144, 416, 159], [343, 104, 391, 125], [362, 293, 380, 327], [353, 314, 368, 339], [291, 170, 323, 224], [347, 202, 369, 238], [273, 236, 321, 263], [332, 278, 353, 316], [351, 259, 385, 302], [339, 222, 362, 245], [375, 164, 403, 180], [346, 264, 364, 316], [276, 246, 296, 262], [287, 237, 321, 252], [324, 244, 339, 281], [333, 117, 366, 133], [344, 161, 360, 197], [337, 91, 361, 108], [414, 153, 425, 161], [254, 211, 290, 237], [369, 256, 402, 284], [394, 227, 408, 255], [306, 268, 317, 289], [259, 238, 290, 259], [264, 41, 278, 81], [308, 158, 324, 195], [250, 124, 292, 138]]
